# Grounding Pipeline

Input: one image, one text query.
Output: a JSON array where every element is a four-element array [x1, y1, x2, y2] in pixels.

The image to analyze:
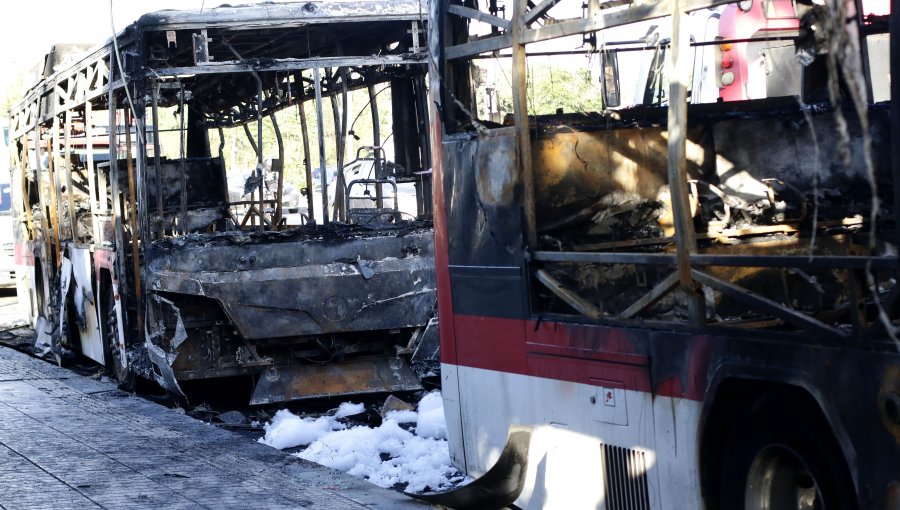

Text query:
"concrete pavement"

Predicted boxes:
[[0, 345, 432, 510]]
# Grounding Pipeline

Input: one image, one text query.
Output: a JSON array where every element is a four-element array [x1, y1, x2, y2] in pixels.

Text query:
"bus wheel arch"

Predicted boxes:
[[699, 378, 858, 510]]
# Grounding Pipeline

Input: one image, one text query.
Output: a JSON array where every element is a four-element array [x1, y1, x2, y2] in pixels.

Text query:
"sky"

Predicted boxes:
[[0, 0, 285, 110]]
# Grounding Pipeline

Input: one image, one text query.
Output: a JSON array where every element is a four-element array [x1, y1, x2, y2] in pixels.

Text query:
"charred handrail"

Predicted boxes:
[[448, 4, 511, 30], [531, 251, 899, 270], [535, 269, 603, 320], [150, 55, 426, 78], [691, 269, 849, 339], [230, 198, 278, 206], [618, 271, 679, 320], [523, 0, 563, 26], [446, 34, 513, 60], [519, 0, 736, 46]]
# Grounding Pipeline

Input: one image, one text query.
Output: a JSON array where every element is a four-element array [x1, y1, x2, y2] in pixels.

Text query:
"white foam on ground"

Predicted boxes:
[[258, 391, 463, 492], [257, 411, 341, 450], [334, 402, 365, 418], [385, 409, 418, 424], [414, 391, 447, 440]]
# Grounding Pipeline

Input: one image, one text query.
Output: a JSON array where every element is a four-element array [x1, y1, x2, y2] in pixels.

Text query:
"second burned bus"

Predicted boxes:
[[428, 0, 899, 508], [7, 1, 436, 404]]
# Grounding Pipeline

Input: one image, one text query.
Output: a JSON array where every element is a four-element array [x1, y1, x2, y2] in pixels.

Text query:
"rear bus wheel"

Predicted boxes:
[[720, 394, 857, 510], [744, 444, 822, 510]]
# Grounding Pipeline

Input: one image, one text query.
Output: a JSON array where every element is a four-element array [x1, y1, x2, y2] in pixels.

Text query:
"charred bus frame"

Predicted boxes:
[[428, 0, 899, 508], [7, 1, 436, 405]]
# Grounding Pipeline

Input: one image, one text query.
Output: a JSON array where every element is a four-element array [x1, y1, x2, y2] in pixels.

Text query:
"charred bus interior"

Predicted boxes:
[[437, 0, 895, 340], [8, 1, 437, 405]]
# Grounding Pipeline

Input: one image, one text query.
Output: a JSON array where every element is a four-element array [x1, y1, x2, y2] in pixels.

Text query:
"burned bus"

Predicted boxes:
[[7, 1, 436, 405], [427, 0, 898, 508]]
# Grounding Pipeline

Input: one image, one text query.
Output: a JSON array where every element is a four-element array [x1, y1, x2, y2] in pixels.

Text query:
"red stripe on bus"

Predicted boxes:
[[431, 117, 459, 365], [448, 313, 709, 401]]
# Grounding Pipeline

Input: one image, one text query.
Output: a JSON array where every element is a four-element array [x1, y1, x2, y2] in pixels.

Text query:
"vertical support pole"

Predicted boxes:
[[298, 98, 315, 223], [178, 82, 188, 235], [511, 0, 537, 248], [329, 69, 347, 222], [125, 111, 143, 334], [151, 81, 163, 238], [88, 100, 101, 242], [667, 4, 705, 325], [414, 74, 432, 219], [271, 113, 285, 227], [313, 67, 330, 225], [854, 0, 873, 104], [124, 89, 150, 335], [19, 135, 34, 239], [241, 123, 259, 228], [105, 97, 120, 250], [64, 110, 77, 242], [369, 84, 384, 208], [35, 126, 51, 270], [892, 0, 900, 251], [256, 75, 264, 231], [340, 70, 350, 219], [109, 104, 129, 362], [49, 112, 62, 267]]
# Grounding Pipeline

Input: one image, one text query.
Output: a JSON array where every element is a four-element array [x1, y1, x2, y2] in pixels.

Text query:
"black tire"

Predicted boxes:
[[103, 285, 134, 390], [720, 393, 857, 510]]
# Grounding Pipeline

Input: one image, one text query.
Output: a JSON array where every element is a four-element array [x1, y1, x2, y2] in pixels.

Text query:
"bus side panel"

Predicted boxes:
[[67, 246, 104, 364]]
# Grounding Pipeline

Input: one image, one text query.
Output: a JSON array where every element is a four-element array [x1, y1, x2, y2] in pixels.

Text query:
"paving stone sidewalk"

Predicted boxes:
[[0, 346, 432, 510]]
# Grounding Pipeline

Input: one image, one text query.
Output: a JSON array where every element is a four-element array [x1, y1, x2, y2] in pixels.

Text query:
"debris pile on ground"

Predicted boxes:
[[258, 392, 465, 493]]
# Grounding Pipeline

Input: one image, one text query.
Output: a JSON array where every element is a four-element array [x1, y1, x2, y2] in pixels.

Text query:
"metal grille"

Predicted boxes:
[[602, 444, 650, 510]]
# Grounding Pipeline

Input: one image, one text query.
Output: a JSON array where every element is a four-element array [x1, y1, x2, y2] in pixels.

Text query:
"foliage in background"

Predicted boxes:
[[474, 59, 605, 122], [155, 86, 396, 191]]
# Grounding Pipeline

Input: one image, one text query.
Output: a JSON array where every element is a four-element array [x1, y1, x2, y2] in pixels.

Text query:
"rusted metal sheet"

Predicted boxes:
[[250, 356, 423, 405], [146, 231, 435, 339]]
